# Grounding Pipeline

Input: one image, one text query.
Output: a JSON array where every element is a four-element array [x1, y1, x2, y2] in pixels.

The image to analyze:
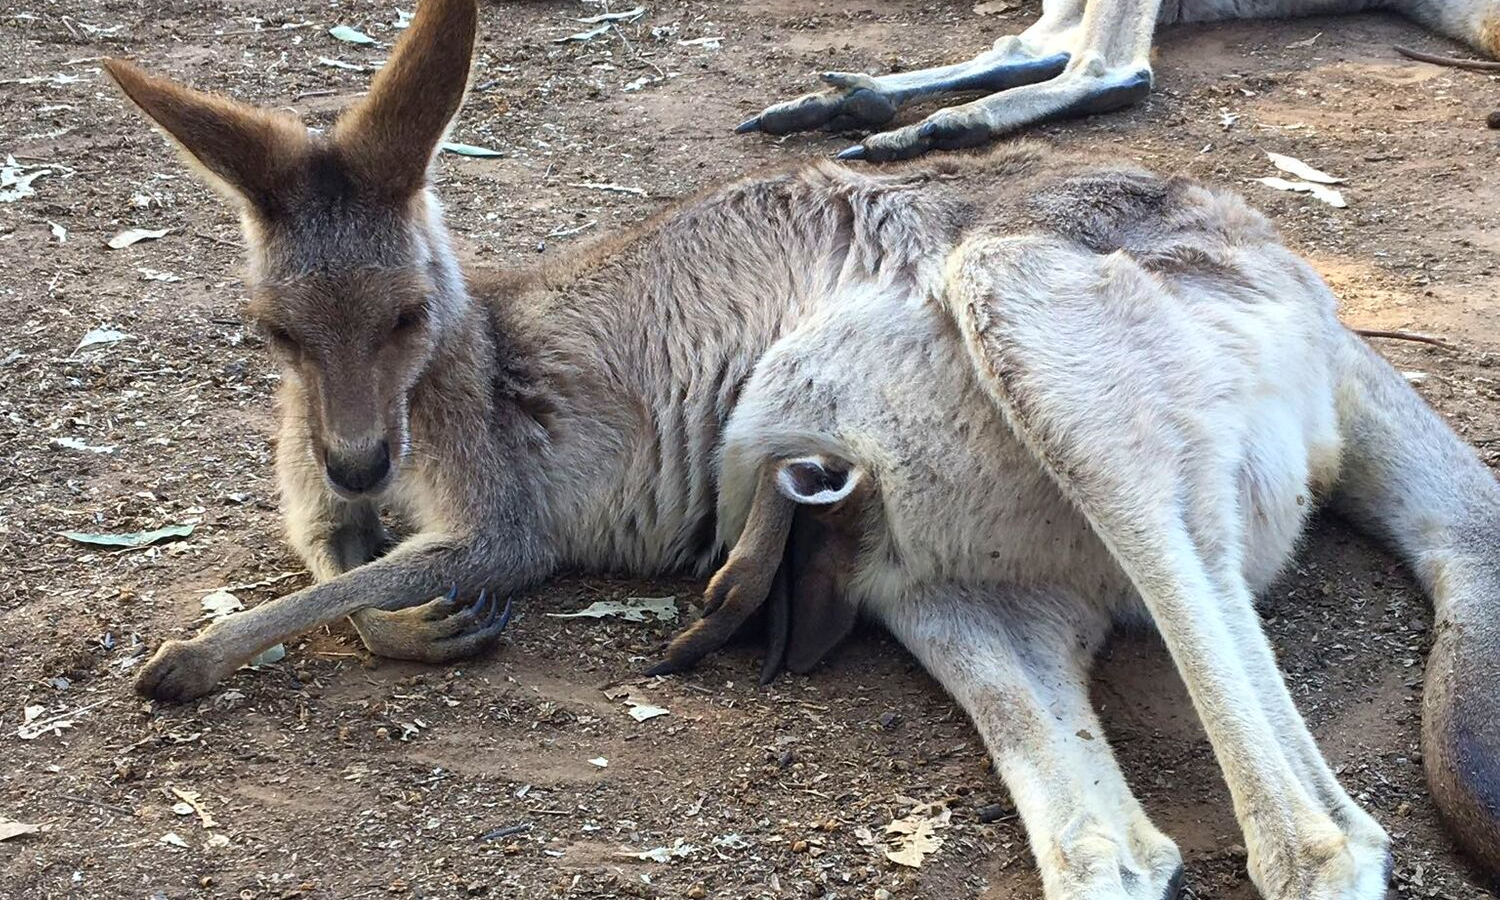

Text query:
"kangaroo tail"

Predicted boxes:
[[1329, 327, 1500, 876]]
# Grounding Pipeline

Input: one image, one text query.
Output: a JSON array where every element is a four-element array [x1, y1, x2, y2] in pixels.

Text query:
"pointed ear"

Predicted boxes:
[[103, 58, 310, 215], [333, 0, 478, 199]]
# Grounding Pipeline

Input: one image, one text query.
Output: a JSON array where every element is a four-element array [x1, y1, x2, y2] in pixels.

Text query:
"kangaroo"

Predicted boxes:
[[106, 0, 1500, 895], [736, 0, 1500, 160]]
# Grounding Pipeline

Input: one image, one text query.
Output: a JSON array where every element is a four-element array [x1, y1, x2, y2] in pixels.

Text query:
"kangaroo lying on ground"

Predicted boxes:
[[737, 0, 1500, 160], [107, 0, 1500, 895]]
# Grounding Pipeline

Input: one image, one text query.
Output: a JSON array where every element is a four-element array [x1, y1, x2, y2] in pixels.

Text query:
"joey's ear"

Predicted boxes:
[[104, 59, 311, 215], [776, 456, 864, 506], [332, 0, 478, 199]]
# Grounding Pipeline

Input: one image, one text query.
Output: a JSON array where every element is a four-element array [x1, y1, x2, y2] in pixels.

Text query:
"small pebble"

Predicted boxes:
[[792, 839, 809, 853], [878, 710, 901, 730], [976, 803, 1009, 823], [687, 885, 707, 899], [1488, 109, 1500, 129]]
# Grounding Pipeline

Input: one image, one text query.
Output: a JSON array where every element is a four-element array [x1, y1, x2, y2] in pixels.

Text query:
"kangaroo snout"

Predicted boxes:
[[325, 439, 392, 496]]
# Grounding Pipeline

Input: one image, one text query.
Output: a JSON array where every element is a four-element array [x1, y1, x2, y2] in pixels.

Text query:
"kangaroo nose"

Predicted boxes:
[[326, 440, 391, 494]]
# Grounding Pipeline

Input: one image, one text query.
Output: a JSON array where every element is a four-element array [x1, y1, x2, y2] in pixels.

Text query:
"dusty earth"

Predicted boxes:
[[2, 0, 1499, 897]]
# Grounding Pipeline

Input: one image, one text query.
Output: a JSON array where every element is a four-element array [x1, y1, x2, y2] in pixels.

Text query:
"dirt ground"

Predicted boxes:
[[2, 0, 1499, 897]]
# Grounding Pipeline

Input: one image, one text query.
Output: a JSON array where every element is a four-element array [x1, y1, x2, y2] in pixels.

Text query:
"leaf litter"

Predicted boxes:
[[547, 596, 678, 623], [854, 800, 952, 868]]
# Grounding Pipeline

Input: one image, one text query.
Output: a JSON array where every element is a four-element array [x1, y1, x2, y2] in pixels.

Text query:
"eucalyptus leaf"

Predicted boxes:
[[60, 524, 195, 549], [329, 24, 377, 45], [441, 141, 504, 158]]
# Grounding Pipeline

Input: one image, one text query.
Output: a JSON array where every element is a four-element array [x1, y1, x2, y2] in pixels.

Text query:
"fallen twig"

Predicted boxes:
[[1394, 45, 1500, 72], [1354, 328, 1455, 350], [568, 182, 648, 197]]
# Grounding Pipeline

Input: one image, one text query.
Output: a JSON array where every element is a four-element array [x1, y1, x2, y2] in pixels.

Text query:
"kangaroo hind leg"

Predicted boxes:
[[878, 585, 1181, 900], [944, 235, 1390, 899]]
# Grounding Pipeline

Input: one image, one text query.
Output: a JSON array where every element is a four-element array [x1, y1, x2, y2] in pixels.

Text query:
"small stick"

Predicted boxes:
[[54, 793, 134, 816], [1394, 46, 1500, 72], [1354, 328, 1455, 350]]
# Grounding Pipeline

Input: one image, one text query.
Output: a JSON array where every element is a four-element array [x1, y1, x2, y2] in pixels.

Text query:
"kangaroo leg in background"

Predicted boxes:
[[736, 0, 1083, 137], [1329, 329, 1500, 874], [877, 585, 1182, 900], [946, 236, 1391, 898], [850, 0, 1158, 160]]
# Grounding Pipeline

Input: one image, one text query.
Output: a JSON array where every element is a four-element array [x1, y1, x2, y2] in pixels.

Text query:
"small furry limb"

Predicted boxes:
[[650, 465, 795, 674], [1395, 45, 1500, 72]]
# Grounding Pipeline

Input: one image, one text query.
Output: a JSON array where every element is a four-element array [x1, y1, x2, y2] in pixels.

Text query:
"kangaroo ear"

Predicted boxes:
[[333, 0, 478, 199], [104, 58, 310, 215]]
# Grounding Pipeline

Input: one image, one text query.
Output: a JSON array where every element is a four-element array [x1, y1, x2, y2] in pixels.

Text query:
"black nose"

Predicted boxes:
[[326, 440, 391, 494]]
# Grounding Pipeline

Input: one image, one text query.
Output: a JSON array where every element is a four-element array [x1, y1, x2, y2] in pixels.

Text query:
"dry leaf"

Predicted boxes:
[[588, 757, 609, 768], [74, 327, 131, 352], [0, 821, 41, 841], [974, 0, 1019, 13], [159, 832, 189, 849], [870, 802, 952, 868], [200, 590, 243, 621], [547, 597, 678, 623], [1256, 177, 1347, 208], [170, 788, 218, 829], [1266, 152, 1344, 184], [106, 227, 170, 249], [626, 699, 670, 722]]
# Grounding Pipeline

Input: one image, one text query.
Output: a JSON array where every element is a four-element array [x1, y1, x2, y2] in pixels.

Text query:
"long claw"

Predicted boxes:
[[836, 145, 868, 161], [465, 588, 489, 618], [495, 598, 513, 632], [734, 116, 762, 134], [645, 660, 678, 677]]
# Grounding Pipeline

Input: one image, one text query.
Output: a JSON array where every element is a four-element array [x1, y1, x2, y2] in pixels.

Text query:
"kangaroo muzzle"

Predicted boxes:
[[325, 438, 392, 495]]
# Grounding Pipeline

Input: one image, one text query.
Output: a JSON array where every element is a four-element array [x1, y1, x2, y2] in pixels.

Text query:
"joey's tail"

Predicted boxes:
[[1329, 327, 1500, 876]]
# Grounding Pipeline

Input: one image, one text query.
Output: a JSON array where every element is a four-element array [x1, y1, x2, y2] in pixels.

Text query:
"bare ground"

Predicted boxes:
[[1, 0, 1499, 897]]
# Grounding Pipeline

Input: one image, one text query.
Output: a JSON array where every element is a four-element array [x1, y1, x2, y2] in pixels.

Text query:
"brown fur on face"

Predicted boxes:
[[103, 0, 478, 497]]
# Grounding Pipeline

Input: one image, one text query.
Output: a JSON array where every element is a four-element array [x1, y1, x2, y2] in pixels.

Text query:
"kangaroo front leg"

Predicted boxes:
[[135, 532, 534, 702], [278, 414, 498, 662], [851, 0, 1158, 161], [736, 0, 1083, 140], [876, 585, 1181, 900]]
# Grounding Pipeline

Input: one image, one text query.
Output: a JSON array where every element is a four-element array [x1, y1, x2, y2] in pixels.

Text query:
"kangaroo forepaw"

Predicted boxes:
[[351, 589, 512, 664], [135, 638, 231, 703]]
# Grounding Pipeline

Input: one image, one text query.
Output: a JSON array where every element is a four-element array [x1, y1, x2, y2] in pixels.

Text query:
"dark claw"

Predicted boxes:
[[836, 145, 868, 161], [466, 588, 489, 618], [735, 116, 762, 134], [645, 660, 678, 677], [490, 596, 513, 632]]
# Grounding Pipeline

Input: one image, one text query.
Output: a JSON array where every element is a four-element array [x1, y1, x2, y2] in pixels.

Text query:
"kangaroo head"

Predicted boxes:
[[105, 0, 478, 497]]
